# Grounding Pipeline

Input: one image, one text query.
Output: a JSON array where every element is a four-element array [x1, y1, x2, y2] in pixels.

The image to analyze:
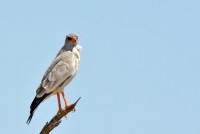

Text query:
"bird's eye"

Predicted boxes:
[[67, 37, 72, 40]]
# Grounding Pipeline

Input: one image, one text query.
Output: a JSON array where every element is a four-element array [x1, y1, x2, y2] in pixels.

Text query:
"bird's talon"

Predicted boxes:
[[57, 110, 63, 115], [66, 103, 73, 108]]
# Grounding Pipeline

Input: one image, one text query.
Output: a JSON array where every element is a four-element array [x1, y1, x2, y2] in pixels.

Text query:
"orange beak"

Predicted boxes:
[[70, 37, 77, 43]]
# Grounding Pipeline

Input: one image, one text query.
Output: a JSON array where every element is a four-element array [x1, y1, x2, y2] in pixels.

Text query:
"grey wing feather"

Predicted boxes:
[[41, 49, 65, 82], [36, 50, 75, 97]]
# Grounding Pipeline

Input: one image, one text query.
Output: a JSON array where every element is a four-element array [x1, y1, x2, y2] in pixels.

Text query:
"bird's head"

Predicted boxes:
[[65, 33, 78, 46]]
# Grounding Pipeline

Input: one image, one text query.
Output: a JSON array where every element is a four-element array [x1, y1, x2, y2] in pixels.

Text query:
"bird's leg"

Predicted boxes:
[[57, 93, 62, 114], [61, 92, 76, 111], [61, 91, 69, 107]]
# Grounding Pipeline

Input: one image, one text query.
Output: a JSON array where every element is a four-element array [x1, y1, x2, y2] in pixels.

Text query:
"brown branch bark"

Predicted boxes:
[[40, 97, 81, 134]]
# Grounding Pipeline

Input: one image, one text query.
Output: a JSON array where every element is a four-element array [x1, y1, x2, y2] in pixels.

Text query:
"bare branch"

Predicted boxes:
[[40, 97, 81, 134]]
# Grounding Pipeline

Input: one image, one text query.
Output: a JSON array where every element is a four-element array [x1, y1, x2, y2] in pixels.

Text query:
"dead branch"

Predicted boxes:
[[40, 97, 81, 134]]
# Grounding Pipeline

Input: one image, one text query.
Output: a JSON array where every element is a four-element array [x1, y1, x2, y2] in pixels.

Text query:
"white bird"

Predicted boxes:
[[27, 33, 81, 124]]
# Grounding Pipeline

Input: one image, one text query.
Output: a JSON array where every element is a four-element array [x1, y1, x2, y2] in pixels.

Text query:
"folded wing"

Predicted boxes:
[[36, 51, 77, 97]]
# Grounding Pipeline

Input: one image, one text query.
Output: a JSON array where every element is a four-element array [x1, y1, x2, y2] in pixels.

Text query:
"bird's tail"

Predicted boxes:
[[26, 92, 52, 124]]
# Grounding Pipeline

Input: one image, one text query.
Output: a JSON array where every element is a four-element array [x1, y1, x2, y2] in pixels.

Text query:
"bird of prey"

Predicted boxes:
[[26, 33, 81, 124]]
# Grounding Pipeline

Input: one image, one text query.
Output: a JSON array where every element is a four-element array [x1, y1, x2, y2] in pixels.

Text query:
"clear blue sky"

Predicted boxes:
[[0, 0, 199, 134]]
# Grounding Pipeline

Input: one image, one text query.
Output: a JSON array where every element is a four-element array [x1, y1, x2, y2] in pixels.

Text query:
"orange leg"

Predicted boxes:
[[61, 92, 69, 107], [57, 93, 62, 112], [61, 91, 76, 111]]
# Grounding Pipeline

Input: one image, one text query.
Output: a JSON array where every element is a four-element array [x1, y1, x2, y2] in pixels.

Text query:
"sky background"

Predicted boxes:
[[0, 0, 199, 134]]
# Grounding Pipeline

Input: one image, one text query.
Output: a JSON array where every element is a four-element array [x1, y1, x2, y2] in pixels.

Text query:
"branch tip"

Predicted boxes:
[[39, 98, 81, 134]]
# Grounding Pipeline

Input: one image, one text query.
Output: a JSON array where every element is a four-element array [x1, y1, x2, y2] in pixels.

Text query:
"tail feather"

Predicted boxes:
[[26, 112, 34, 124], [26, 92, 52, 124]]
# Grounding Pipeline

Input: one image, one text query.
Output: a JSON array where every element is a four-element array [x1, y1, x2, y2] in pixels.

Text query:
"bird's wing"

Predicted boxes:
[[36, 51, 76, 97], [41, 49, 66, 82]]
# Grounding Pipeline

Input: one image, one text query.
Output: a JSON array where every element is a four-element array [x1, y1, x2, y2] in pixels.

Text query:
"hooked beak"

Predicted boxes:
[[70, 36, 78, 44]]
